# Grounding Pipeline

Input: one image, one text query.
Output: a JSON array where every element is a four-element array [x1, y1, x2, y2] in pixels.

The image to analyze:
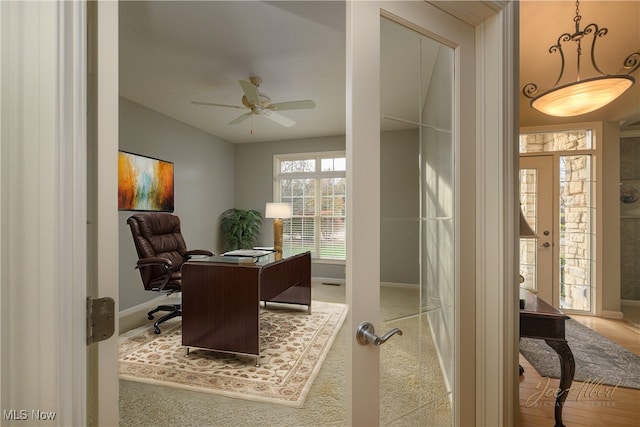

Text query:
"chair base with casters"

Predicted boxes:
[[147, 301, 182, 334]]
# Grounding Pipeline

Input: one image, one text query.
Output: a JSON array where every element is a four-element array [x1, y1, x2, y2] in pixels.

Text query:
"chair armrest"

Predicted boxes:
[[136, 257, 173, 270], [186, 249, 214, 257], [135, 257, 174, 292]]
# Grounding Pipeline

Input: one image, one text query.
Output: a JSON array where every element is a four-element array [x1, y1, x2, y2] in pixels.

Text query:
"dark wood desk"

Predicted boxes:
[[520, 290, 575, 427], [181, 251, 311, 365]]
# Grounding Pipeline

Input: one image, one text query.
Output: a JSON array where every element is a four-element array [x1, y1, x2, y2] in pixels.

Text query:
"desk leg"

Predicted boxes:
[[544, 339, 575, 427]]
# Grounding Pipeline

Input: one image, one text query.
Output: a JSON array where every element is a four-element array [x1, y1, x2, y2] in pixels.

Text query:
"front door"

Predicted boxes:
[[519, 155, 555, 303]]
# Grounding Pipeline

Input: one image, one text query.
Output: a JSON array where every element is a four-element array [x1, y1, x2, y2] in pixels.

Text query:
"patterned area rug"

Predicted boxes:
[[119, 301, 347, 407], [520, 318, 640, 389]]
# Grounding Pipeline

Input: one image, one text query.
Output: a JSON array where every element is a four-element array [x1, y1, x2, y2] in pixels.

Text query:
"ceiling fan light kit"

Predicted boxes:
[[191, 76, 316, 131], [523, 0, 640, 117]]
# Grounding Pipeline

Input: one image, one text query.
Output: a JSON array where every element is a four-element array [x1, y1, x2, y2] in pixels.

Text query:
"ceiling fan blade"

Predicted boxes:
[[264, 110, 295, 127], [270, 100, 316, 111], [239, 80, 261, 106], [229, 112, 252, 125], [191, 101, 245, 110]]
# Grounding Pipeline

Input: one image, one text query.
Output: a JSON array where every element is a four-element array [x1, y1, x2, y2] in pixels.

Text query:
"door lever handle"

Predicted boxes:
[[356, 321, 403, 346]]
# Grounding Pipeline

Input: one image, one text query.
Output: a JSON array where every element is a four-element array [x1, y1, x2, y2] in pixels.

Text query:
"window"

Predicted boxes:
[[520, 129, 594, 312], [274, 152, 346, 261]]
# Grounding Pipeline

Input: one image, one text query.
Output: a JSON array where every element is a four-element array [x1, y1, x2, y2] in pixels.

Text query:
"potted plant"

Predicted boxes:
[[220, 208, 262, 251]]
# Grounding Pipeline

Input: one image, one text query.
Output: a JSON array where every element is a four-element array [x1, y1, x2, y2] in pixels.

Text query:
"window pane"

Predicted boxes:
[[284, 217, 315, 257], [321, 157, 346, 172], [559, 155, 592, 311], [320, 217, 346, 259], [320, 177, 346, 215], [319, 177, 346, 259], [520, 130, 592, 153], [519, 168, 538, 291], [280, 179, 315, 216], [280, 159, 315, 173]]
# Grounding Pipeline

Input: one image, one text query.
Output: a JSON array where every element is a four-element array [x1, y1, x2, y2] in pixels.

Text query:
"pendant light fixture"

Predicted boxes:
[[523, 0, 639, 117]]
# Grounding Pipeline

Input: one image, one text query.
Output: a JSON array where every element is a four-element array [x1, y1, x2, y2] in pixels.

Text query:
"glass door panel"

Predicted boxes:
[[519, 156, 554, 303], [559, 155, 593, 311], [380, 16, 454, 425]]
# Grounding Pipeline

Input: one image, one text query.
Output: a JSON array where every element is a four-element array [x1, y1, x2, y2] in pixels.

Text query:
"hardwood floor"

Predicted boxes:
[[519, 315, 640, 427]]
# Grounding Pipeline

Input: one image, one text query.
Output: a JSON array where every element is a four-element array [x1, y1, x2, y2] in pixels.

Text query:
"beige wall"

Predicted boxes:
[[620, 135, 640, 300], [234, 130, 422, 284], [380, 129, 420, 285], [118, 97, 235, 310], [601, 123, 621, 313], [234, 135, 346, 279]]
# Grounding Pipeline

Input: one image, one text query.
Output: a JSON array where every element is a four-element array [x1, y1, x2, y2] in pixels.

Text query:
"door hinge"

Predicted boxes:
[[87, 297, 115, 345]]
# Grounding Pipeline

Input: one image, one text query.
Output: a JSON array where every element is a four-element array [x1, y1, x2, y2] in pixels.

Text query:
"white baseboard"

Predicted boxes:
[[381, 281, 419, 289], [313, 276, 346, 286], [621, 299, 640, 307], [600, 310, 624, 320], [119, 294, 181, 334]]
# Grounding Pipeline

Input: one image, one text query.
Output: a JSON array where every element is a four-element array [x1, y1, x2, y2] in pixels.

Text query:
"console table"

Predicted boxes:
[[181, 251, 311, 365], [520, 290, 575, 427]]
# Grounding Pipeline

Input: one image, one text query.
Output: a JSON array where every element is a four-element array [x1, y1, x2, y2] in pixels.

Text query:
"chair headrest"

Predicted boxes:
[[129, 212, 181, 240], [127, 213, 188, 260]]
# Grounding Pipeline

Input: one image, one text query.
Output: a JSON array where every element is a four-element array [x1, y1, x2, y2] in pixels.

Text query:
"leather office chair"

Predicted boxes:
[[127, 212, 213, 334]]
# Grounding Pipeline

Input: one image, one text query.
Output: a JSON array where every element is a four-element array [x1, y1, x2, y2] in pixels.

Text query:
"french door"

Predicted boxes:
[[520, 156, 555, 303], [346, 2, 516, 425]]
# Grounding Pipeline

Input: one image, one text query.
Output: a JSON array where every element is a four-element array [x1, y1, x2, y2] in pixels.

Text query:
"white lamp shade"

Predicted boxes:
[[265, 202, 292, 219]]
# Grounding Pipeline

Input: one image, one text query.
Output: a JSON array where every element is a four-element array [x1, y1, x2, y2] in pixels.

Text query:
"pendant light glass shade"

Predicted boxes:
[[530, 75, 634, 117], [523, 1, 639, 117]]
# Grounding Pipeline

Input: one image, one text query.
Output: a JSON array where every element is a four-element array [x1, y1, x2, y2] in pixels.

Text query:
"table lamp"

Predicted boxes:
[[265, 202, 292, 254]]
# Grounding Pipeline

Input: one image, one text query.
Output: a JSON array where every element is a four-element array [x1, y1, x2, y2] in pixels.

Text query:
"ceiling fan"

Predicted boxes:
[[191, 76, 315, 128]]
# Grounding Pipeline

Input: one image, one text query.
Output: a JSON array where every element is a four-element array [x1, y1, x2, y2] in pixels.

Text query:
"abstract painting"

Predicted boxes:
[[118, 151, 174, 211]]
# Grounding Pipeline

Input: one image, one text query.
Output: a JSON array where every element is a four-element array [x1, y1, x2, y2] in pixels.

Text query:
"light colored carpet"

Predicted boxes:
[[119, 301, 347, 408], [119, 282, 452, 426]]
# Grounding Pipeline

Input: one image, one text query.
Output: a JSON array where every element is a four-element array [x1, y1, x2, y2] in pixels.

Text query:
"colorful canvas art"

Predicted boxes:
[[118, 151, 174, 211]]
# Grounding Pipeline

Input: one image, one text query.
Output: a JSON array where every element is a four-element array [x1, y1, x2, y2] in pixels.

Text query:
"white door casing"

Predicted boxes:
[[87, 1, 120, 425], [0, 0, 93, 424]]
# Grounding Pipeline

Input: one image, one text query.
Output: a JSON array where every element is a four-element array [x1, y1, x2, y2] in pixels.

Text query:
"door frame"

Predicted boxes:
[[346, 1, 519, 425], [521, 121, 621, 319], [88, 1, 120, 425]]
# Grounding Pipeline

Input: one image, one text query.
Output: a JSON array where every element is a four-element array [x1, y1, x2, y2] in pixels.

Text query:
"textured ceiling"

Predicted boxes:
[[119, 1, 640, 144], [119, 1, 346, 143]]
